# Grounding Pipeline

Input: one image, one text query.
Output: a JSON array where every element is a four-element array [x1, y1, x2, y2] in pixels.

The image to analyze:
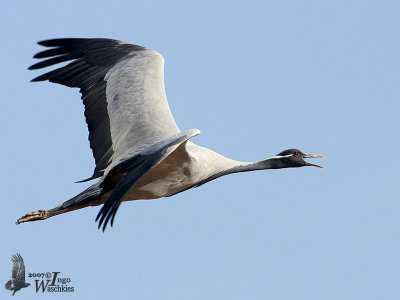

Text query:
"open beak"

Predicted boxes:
[[303, 154, 324, 168]]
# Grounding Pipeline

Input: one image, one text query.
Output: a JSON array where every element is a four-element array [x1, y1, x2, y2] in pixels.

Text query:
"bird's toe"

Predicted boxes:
[[16, 210, 47, 224]]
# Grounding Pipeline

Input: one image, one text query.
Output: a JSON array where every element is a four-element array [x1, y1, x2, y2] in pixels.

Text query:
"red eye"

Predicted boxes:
[[293, 151, 298, 156]]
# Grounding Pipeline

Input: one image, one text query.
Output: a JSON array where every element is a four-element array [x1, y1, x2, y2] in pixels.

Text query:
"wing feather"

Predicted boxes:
[[29, 38, 180, 181], [11, 254, 26, 281]]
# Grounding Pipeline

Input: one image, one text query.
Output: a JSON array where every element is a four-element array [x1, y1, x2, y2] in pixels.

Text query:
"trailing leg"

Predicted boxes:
[[16, 184, 104, 224]]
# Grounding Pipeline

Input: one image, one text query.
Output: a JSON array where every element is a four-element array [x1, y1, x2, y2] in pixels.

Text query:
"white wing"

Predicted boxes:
[[105, 49, 180, 159], [29, 38, 180, 180]]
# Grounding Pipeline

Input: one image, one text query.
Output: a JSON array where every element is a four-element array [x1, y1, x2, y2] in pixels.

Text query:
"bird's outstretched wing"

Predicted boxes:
[[96, 129, 200, 231], [10, 254, 26, 282], [29, 38, 180, 181]]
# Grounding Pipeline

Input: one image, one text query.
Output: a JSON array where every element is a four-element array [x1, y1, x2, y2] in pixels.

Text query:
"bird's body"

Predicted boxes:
[[17, 38, 323, 231], [123, 142, 232, 199], [94, 141, 237, 201]]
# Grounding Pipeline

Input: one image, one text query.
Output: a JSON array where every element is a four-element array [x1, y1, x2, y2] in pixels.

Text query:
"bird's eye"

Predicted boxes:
[[293, 151, 298, 156]]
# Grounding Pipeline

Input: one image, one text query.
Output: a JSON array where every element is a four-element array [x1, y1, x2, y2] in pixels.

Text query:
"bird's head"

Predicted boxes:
[[274, 149, 324, 168]]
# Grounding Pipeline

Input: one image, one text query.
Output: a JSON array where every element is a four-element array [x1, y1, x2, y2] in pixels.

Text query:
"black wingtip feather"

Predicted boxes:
[[29, 54, 76, 70], [31, 76, 45, 82], [30, 72, 52, 82], [37, 38, 89, 47], [37, 39, 59, 46], [33, 47, 70, 59]]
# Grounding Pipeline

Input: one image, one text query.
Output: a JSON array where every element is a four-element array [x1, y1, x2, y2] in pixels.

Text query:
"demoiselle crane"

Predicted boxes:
[[17, 38, 323, 231]]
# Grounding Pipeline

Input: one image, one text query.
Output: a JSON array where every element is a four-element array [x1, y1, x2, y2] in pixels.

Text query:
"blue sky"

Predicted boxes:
[[1, 1, 399, 299]]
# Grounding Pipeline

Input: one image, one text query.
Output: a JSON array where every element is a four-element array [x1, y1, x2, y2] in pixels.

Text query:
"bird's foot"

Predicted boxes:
[[16, 210, 47, 224]]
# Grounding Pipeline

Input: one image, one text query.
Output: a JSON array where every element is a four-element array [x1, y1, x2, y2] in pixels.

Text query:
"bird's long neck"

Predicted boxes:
[[230, 156, 291, 173], [194, 156, 290, 189]]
